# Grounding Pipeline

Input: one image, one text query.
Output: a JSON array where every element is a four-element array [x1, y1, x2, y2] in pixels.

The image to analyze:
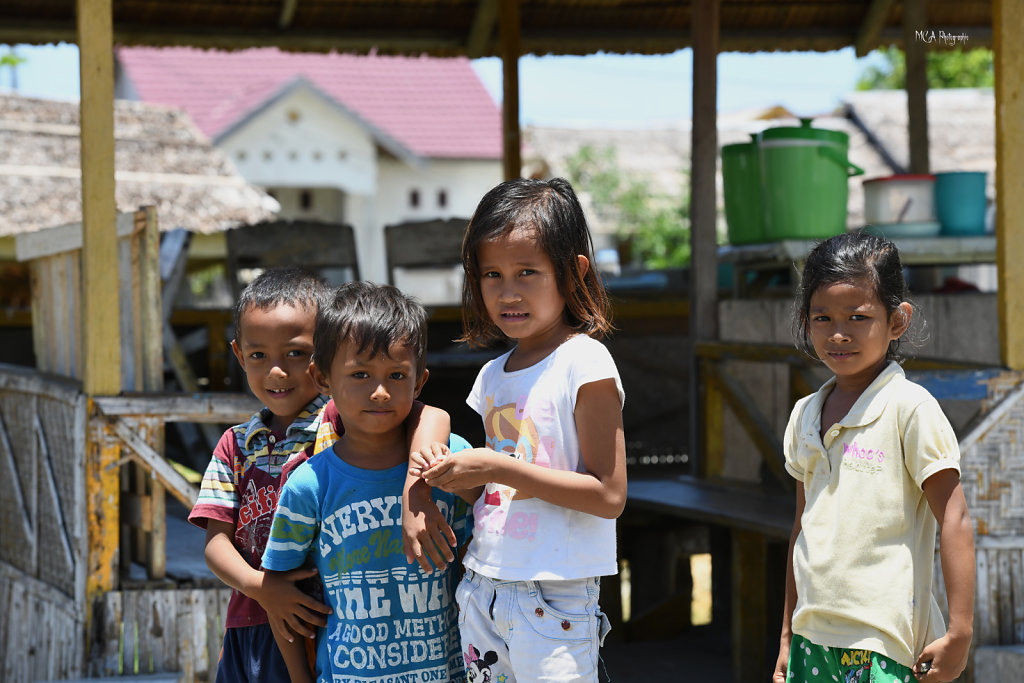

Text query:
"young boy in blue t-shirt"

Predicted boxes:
[[262, 282, 471, 683], [190, 270, 454, 683]]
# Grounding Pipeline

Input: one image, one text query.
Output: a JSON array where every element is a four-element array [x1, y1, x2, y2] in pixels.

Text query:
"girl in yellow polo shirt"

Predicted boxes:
[[773, 231, 975, 683]]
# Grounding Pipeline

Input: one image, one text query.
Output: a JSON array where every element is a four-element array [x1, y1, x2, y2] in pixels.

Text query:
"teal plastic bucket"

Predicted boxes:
[[935, 171, 987, 236], [758, 120, 864, 241], [721, 141, 765, 244]]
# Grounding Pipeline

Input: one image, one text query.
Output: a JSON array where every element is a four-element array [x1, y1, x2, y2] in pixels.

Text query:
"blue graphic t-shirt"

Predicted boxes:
[[263, 442, 471, 683]]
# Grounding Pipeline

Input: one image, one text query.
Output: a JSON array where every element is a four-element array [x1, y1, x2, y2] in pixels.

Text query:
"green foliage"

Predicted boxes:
[[564, 144, 690, 270], [0, 51, 26, 69], [856, 46, 993, 90]]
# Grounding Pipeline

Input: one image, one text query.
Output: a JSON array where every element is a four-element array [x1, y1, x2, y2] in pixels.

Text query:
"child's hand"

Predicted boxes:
[[772, 635, 791, 683], [914, 630, 971, 682], [256, 568, 331, 642], [420, 448, 497, 492], [409, 441, 450, 478], [402, 477, 457, 574]]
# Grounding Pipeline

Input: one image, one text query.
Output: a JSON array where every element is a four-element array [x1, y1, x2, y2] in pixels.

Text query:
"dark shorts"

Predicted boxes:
[[788, 634, 915, 683], [216, 623, 289, 683]]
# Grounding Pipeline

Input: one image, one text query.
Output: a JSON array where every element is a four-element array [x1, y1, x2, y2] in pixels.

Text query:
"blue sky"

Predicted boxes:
[[1, 42, 882, 126]]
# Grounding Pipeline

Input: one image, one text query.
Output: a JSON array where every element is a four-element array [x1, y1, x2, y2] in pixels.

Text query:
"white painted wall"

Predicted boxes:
[[218, 86, 378, 195], [377, 158, 501, 229]]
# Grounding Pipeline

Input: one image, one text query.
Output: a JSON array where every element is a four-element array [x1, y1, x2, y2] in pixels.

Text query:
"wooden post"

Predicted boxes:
[[689, 0, 720, 471], [902, 0, 929, 174], [732, 529, 767, 683], [499, 0, 521, 180], [995, 0, 1024, 369], [78, 0, 121, 649]]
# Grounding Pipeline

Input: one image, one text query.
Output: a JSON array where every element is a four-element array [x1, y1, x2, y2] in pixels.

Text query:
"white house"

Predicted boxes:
[[115, 47, 503, 292]]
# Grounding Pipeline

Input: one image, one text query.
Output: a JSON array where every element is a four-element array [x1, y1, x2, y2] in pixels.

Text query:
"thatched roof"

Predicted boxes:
[[1, 1, 993, 58], [0, 95, 278, 237]]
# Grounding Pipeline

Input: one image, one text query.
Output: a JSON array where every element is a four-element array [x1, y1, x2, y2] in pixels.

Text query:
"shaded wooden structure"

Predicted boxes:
[[2, 1, 1022, 682]]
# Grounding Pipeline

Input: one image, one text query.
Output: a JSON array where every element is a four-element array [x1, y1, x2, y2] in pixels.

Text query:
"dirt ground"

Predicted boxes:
[[601, 626, 733, 682]]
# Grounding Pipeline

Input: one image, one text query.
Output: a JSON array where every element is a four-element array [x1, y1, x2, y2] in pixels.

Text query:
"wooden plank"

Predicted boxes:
[[94, 393, 260, 423], [700, 359, 725, 479], [1011, 549, 1024, 644], [499, 0, 521, 180], [122, 590, 139, 676], [995, 0, 1024, 370], [108, 417, 199, 508], [98, 590, 123, 676], [36, 412, 76, 579], [999, 548, 1013, 643], [15, 212, 135, 263], [855, 0, 895, 57], [715, 363, 790, 490], [627, 475, 794, 540], [467, 0, 499, 58], [732, 529, 766, 683], [976, 546, 992, 645], [86, 407, 121, 634]]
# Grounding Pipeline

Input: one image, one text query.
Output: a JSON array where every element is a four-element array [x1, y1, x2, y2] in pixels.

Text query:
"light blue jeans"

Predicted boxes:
[[456, 568, 611, 683]]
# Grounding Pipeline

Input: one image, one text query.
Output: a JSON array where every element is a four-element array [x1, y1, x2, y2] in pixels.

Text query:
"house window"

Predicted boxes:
[[437, 189, 448, 208], [300, 190, 313, 211], [409, 189, 420, 208]]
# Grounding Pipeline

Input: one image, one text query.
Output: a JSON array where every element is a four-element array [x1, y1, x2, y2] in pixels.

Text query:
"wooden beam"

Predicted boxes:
[[94, 393, 261, 423], [902, 0, 929, 174], [278, 0, 300, 29], [77, 0, 120, 398], [467, 0, 500, 58], [732, 530, 768, 683], [107, 417, 200, 508], [499, 0, 521, 180], [855, 0, 896, 57], [995, 0, 1024, 369], [689, 0, 720, 472]]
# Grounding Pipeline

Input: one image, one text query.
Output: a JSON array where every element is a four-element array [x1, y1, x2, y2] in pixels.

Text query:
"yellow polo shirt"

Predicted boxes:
[[784, 361, 960, 668]]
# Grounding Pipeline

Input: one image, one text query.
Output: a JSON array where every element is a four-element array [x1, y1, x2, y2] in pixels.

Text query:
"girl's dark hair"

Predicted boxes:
[[313, 282, 428, 376], [460, 177, 612, 347], [233, 266, 332, 341], [794, 231, 920, 361]]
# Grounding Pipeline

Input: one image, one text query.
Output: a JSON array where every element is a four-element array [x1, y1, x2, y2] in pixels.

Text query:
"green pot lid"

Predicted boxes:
[[759, 118, 848, 145]]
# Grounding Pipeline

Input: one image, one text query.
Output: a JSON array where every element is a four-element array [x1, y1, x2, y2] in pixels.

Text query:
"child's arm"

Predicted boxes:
[[268, 610, 315, 683], [402, 402, 460, 573], [203, 520, 330, 641], [420, 378, 626, 518], [916, 469, 974, 682], [773, 483, 805, 683]]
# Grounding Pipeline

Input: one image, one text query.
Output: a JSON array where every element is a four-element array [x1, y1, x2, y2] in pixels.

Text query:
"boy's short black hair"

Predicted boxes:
[[313, 282, 428, 376], [233, 267, 332, 341]]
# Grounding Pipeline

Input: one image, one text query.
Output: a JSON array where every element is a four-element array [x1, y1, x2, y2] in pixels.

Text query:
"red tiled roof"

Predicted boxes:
[[117, 47, 502, 160]]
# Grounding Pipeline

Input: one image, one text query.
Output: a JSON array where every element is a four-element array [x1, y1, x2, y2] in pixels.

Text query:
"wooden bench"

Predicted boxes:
[[624, 474, 795, 683]]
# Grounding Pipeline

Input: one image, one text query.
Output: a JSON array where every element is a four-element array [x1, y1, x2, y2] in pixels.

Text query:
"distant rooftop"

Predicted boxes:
[[117, 47, 502, 160]]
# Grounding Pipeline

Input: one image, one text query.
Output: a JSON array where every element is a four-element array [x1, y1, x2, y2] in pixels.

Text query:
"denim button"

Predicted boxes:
[[561, 620, 571, 630], [535, 608, 544, 617]]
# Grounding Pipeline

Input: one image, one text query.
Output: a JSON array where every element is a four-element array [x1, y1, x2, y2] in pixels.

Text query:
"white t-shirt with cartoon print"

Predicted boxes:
[[464, 334, 624, 581]]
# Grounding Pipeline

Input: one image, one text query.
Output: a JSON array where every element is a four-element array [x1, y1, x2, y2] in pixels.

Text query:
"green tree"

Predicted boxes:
[[856, 46, 993, 90], [564, 144, 690, 270]]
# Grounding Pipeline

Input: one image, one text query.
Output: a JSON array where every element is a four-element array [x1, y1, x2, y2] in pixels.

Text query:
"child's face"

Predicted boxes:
[[477, 228, 584, 351], [807, 280, 911, 386], [312, 339, 427, 444], [231, 303, 319, 432]]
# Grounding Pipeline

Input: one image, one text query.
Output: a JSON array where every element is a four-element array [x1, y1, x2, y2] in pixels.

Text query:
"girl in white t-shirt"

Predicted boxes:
[[410, 177, 626, 683], [774, 231, 975, 683]]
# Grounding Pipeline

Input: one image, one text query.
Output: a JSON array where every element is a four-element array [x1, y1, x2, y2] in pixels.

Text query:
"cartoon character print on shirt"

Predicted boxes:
[[464, 645, 499, 683], [475, 395, 555, 540]]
